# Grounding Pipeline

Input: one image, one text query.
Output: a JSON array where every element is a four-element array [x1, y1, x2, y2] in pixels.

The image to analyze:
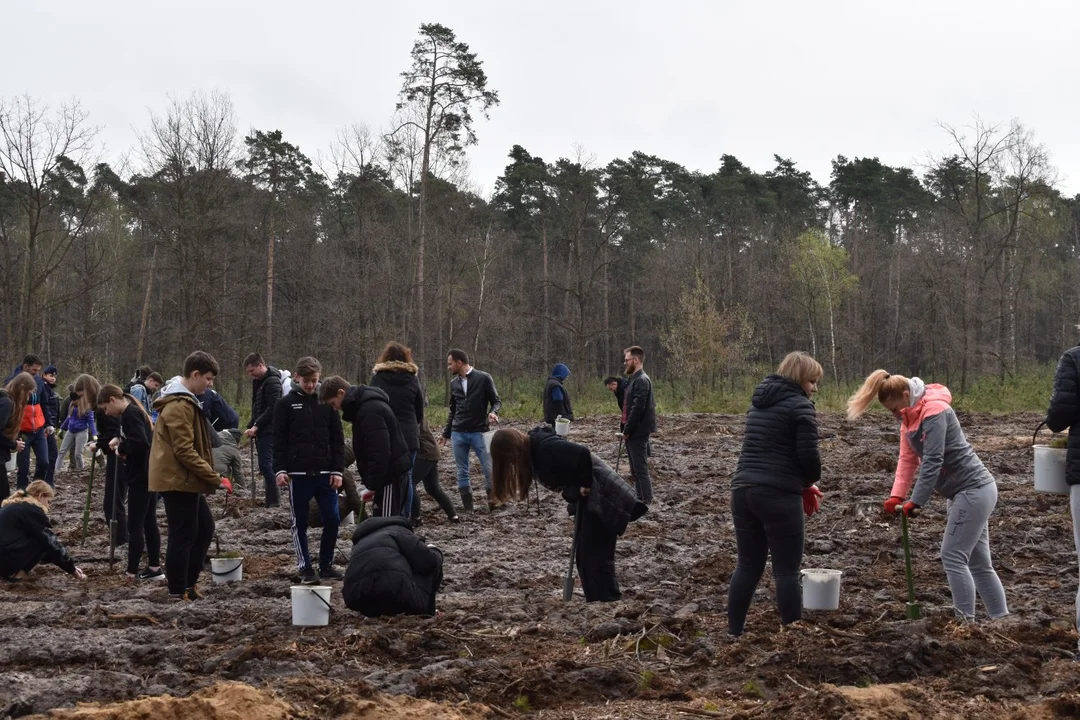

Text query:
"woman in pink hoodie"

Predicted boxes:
[[847, 370, 1008, 622]]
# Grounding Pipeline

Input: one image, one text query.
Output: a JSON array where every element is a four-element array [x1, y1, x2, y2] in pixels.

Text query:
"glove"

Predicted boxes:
[[802, 485, 823, 517], [901, 501, 920, 518], [883, 496, 904, 515], [220, 477, 233, 495]]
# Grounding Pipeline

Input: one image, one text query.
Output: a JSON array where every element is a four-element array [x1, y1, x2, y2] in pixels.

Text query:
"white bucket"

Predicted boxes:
[[555, 417, 570, 437], [802, 569, 842, 610], [4, 456, 14, 473], [291, 585, 332, 626], [343, 511, 355, 525], [1034, 444, 1069, 495], [210, 557, 243, 584]]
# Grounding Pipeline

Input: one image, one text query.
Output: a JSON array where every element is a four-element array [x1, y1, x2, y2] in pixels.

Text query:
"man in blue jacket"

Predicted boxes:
[[4, 356, 50, 488]]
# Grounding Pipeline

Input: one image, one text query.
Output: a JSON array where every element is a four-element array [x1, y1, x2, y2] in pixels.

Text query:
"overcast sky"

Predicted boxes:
[[5, 0, 1078, 195]]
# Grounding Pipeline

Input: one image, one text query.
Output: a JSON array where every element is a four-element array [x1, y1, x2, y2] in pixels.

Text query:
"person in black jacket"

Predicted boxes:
[[85, 374, 128, 546], [60, 384, 78, 426], [438, 349, 502, 511], [371, 341, 425, 518], [321, 376, 411, 518], [343, 516, 443, 617], [621, 346, 657, 504], [604, 376, 626, 429], [197, 385, 240, 432], [727, 351, 824, 636], [98, 385, 161, 580], [543, 363, 574, 427], [273, 357, 346, 584], [0, 481, 86, 582], [40, 366, 60, 485], [490, 426, 646, 602], [0, 375, 34, 501], [1045, 344, 1080, 659], [243, 353, 283, 507]]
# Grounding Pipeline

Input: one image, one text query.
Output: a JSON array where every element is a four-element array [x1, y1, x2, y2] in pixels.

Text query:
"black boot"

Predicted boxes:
[[459, 487, 474, 512]]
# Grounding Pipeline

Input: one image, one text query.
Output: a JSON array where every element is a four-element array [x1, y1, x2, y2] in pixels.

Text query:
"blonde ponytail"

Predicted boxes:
[[847, 370, 910, 419]]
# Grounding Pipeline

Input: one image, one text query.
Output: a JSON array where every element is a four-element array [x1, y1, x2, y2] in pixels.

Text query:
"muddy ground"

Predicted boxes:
[[2, 412, 1079, 719]]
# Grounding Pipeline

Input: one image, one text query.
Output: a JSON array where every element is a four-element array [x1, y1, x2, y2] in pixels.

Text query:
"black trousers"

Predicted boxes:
[[727, 485, 804, 635], [372, 474, 407, 518], [103, 453, 128, 545], [126, 479, 161, 575], [411, 458, 458, 520], [625, 433, 652, 504], [575, 506, 621, 602], [161, 492, 214, 595], [0, 462, 10, 502]]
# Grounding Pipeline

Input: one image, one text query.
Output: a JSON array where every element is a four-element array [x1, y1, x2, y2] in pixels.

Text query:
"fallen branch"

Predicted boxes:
[[672, 706, 728, 718], [785, 674, 814, 693], [487, 705, 513, 719]]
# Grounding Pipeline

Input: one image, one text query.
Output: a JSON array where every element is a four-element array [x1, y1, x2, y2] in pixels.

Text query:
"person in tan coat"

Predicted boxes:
[[150, 352, 232, 599]]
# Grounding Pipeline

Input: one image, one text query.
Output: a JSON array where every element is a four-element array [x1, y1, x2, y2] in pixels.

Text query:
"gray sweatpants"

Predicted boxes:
[[55, 430, 88, 472], [1071, 484, 1080, 649], [941, 481, 1008, 621]]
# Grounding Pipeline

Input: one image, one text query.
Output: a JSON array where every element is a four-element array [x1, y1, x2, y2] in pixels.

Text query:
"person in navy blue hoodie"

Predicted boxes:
[[543, 363, 573, 427], [4, 355, 50, 489]]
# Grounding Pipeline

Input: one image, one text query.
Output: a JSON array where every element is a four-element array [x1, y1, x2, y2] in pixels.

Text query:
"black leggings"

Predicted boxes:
[[126, 479, 161, 575], [161, 492, 214, 595], [727, 485, 804, 635], [411, 458, 458, 520], [103, 453, 128, 545]]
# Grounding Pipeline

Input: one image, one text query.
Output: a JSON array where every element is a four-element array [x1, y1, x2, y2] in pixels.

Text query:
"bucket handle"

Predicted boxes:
[[304, 587, 333, 613], [1033, 421, 1049, 447], [211, 559, 243, 577]]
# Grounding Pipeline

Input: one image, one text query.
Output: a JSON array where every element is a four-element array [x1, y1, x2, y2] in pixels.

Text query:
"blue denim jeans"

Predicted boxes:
[[17, 429, 51, 489], [451, 432, 492, 491]]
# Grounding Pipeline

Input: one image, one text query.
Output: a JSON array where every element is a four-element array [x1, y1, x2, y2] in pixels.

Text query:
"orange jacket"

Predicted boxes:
[[20, 403, 45, 434]]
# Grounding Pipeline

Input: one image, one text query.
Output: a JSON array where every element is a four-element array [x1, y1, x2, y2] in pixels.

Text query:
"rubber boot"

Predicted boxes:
[[459, 487, 474, 512]]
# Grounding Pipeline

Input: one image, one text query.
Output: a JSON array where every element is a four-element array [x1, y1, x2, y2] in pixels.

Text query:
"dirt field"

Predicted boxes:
[[2, 412, 1080, 719]]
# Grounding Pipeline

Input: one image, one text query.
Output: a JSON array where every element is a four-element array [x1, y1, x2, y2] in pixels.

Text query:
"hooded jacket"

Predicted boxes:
[[41, 379, 60, 429], [543, 363, 574, 426], [60, 403, 97, 436], [212, 429, 245, 485], [272, 386, 345, 476], [248, 366, 282, 437], [731, 374, 821, 494], [892, 383, 993, 506], [341, 386, 412, 491], [197, 389, 240, 432], [623, 369, 656, 438], [442, 369, 502, 437], [370, 361, 425, 451], [0, 495, 76, 577], [1046, 346, 1080, 487], [582, 454, 647, 535], [527, 425, 593, 492], [149, 380, 224, 494], [343, 516, 443, 617], [417, 420, 441, 463]]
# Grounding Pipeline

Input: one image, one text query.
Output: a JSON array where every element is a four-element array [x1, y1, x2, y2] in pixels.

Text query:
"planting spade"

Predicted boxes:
[[108, 456, 119, 572], [563, 507, 583, 602], [80, 452, 97, 546], [898, 507, 921, 620]]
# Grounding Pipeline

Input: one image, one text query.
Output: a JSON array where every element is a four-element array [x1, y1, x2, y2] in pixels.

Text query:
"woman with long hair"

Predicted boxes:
[[490, 425, 646, 602], [727, 351, 824, 636], [847, 370, 1008, 621], [84, 374, 128, 546], [98, 384, 160, 580], [0, 480, 86, 582], [371, 341, 426, 521], [0, 374, 35, 501], [56, 379, 98, 473]]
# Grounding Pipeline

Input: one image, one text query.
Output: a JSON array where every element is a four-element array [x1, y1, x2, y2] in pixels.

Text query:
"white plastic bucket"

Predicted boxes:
[[210, 557, 243, 584], [555, 417, 570, 437], [291, 585, 332, 626], [343, 511, 355, 525], [4, 456, 14, 473], [802, 569, 842, 610], [1034, 445, 1069, 495]]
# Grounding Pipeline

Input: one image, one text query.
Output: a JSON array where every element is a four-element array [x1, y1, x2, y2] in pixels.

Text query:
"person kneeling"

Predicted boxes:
[[342, 516, 443, 617], [490, 425, 647, 602], [0, 480, 86, 582]]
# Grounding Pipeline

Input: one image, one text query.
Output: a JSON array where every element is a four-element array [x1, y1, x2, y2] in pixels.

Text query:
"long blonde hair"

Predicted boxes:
[[73, 374, 100, 414], [2, 372, 36, 439], [846, 369, 910, 419]]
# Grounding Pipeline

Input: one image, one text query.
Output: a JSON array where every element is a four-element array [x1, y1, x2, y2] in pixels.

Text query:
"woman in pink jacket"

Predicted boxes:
[[847, 370, 1008, 622]]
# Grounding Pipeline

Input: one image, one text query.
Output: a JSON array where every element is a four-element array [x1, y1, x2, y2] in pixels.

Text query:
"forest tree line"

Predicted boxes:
[[2, 24, 1079, 406]]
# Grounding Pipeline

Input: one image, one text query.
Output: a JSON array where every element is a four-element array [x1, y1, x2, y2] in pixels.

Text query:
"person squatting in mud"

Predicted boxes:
[[273, 357, 347, 584], [847, 370, 1009, 622], [490, 424, 647, 602], [727, 351, 823, 636], [0, 480, 86, 582]]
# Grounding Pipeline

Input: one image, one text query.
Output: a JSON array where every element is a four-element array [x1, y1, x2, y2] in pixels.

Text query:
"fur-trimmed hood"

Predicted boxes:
[[373, 361, 419, 376], [1, 493, 48, 511]]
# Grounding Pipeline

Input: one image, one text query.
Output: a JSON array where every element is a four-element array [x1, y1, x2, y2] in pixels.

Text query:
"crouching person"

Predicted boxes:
[[490, 425, 647, 602], [0, 481, 86, 582], [342, 516, 444, 617]]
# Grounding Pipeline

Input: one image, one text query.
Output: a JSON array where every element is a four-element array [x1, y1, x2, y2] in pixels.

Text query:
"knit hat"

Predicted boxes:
[[43, 365, 58, 375]]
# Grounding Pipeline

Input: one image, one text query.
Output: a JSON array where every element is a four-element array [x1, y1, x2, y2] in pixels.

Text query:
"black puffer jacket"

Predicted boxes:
[[731, 374, 821, 494], [1046, 345, 1080, 486], [442, 369, 502, 437], [341, 386, 412, 491], [371, 361, 424, 451], [272, 388, 346, 476], [343, 516, 443, 617], [624, 370, 657, 437], [527, 425, 592, 492], [0, 496, 77, 577], [248, 366, 282, 437], [582, 454, 647, 534]]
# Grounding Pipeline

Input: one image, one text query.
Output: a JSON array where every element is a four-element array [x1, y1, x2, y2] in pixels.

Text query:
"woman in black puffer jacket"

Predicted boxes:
[[728, 351, 824, 636], [371, 342, 424, 517]]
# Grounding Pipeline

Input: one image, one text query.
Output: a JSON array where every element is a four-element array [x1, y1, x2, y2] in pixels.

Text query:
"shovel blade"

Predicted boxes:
[[562, 576, 574, 602], [905, 602, 922, 620]]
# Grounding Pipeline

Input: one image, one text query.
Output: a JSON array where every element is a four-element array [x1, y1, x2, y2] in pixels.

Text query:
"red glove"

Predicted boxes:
[[802, 485, 823, 517], [901, 501, 920, 518], [883, 496, 904, 515], [219, 477, 233, 495]]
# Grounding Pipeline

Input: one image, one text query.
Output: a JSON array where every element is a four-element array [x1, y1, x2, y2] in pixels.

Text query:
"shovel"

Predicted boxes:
[[108, 455, 119, 573], [898, 507, 921, 620], [563, 505, 583, 602], [614, 433, 624, 474], [80, 452, 98, 546], [248, 436, 257, 503]]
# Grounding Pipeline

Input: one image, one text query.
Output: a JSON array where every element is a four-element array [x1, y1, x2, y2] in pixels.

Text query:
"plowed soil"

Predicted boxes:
[[3, 412, 1079, 719]]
